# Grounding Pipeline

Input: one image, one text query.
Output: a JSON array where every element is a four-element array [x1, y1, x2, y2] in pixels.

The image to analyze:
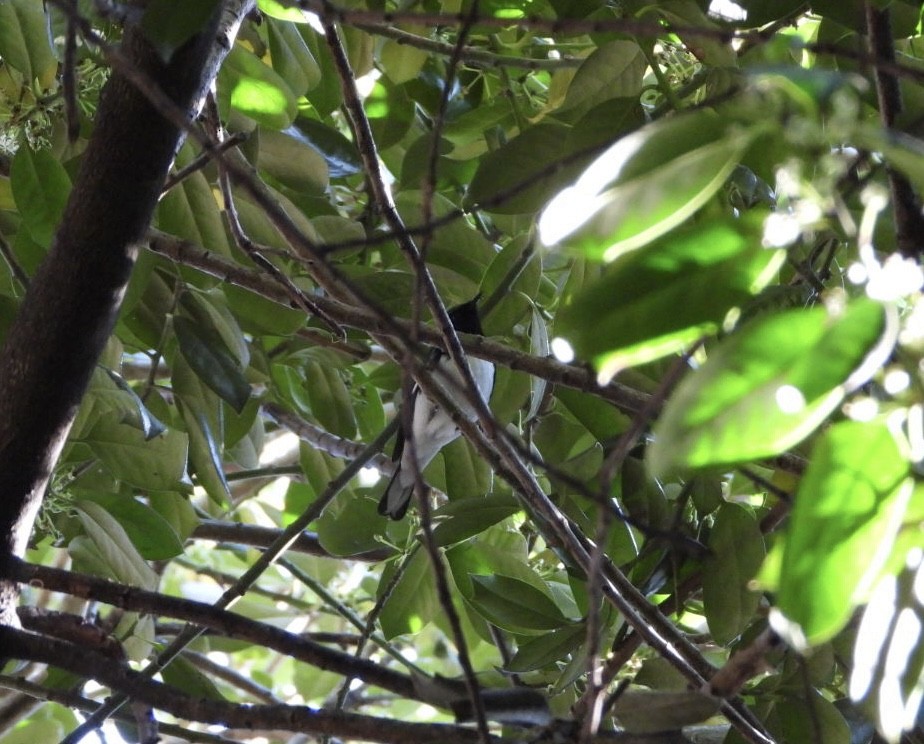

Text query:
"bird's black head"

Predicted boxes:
[[447, 297, 484, 336]]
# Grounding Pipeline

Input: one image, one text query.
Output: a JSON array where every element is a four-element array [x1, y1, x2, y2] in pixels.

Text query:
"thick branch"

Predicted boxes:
[[7, 558, 419, 700], [0, 626, 491, 744], [0, 2, 242, 624]]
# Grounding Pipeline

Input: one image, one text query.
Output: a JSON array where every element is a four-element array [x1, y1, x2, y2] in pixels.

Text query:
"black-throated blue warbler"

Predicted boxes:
[[378, 297, 495, 519]]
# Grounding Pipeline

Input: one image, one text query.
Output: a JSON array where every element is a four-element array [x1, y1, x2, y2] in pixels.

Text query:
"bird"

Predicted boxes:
[[378, 297, 495, 520]]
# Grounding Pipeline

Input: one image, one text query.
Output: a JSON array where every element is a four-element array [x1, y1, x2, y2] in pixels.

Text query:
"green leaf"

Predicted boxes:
[[157, 150, 231, 257], [506, 624, 587, 672], [557, 216, 785, 379], [304, 360, 356, 438], [469, 574, 570, 633], [258, 127, 329, 194], [258, 0, 309, 21], [378, 550, 439, 639], [765, 691, 850, 744], [702, 503, 765, 644], [772, 420, 911, 645], [648, 299, 889, 476], [394, 191, 497, 286], [267, 18, 320, 97], [180, 404, 231, 505], [160, 656, 226, 701], [10, 146, 71, 247], [141, 0, 222, 62], [86, 419, 189, 492], [432, 494, 521, 546], [466, 122, 585, 215], [74, 501, 160, 590], [173, 315, 251, 413], [224, 284, 305, 336], [218, 43, 297, 129], [540, 110, 760, 260], [85, 368, 166, 440], [558, 40, 646, 115], [611, 691, 721, 733], [555, 387, 629, 441], [380, 38, 429, 85], [0, 0, 56, 84], [148, 492, 200, 542], [435, 438, 492, 501], [81, 493, 184, 561], [316, 489, 384, 557]]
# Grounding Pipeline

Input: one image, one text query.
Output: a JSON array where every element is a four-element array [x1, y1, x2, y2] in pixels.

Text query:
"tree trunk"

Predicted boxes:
[[0, 1, 252, 626]]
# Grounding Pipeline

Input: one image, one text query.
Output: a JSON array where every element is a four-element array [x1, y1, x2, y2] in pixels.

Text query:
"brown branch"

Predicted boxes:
[[0, 626, 494, 744], [864, 2, 924, 259], [353, 23, 582, 69], [7, 558, 420, 700], [263, 401, 396, 474], [65, 407, 398, 739], [0, 674, 229, 743], [0, 0, 243, 626], [146, 232, 653, 415], [191, 518, 395, 562]]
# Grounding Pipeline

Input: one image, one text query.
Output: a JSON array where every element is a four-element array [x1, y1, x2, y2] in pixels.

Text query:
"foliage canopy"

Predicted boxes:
[[1, 0, 924, 743]]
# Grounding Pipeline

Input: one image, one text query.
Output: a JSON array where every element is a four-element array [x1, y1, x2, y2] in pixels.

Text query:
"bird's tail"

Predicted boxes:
[[378, 466, 414, 520]]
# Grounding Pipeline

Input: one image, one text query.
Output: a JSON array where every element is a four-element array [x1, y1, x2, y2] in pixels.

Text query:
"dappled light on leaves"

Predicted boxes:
[[4, 2, 924, 743]]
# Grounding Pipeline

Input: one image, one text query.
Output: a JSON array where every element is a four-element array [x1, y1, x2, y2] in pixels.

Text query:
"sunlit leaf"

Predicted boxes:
[[557, 216, 785, 379], [771, 419, 911, 645], [540, 110, 762, 260], [267, 17, 320, 97], [218, 44, 297, 129], [649, 299, 890, 476]]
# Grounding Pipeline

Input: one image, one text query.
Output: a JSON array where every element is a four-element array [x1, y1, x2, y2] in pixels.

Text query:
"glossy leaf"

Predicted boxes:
[[557, 216, 784, 380], [173, 315, 251, 413], [648, 299, 889, 476], [468, 574, 571, 633], [258, 0, 308, 21], [218, 44, 297, 129], [540, 110, 761, 260], [772, 420, 911, 645], [180, 404, 231, 505]]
